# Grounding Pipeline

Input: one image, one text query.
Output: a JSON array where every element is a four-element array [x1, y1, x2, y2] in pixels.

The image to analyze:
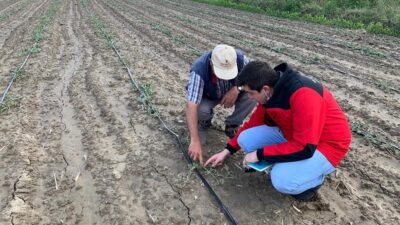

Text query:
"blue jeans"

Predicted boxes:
[[238, 125, 335, 195]]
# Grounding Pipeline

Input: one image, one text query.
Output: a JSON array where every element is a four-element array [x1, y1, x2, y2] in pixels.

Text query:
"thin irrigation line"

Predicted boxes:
[[0, 53, 32, 103], [94, 17, 238, 224], [111, 47, 140, 90]]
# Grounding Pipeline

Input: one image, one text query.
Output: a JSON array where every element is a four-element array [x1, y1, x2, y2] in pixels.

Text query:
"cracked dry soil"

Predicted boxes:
[[0, 0, 399, 224]]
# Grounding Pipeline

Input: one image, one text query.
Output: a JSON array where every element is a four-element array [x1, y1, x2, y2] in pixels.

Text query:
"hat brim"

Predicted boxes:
[[213, 65, 238, 80]]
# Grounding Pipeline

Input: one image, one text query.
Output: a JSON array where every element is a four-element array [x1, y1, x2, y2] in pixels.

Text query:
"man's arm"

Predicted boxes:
[[256, 88, 325, 162], [186, 102, 200, 144], [186, 71, 205, 164], [186, 102, 203, 164]]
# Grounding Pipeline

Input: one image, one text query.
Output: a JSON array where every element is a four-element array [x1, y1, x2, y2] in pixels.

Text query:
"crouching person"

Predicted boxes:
[[205, 61, 352, 201]]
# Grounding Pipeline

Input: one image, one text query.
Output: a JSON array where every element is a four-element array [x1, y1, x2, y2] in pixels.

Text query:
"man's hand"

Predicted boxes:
[[204, 149, 230, 167], [188, 140, 203, 165], [220, 86, 239, 108], [242, 151, 259, 167]]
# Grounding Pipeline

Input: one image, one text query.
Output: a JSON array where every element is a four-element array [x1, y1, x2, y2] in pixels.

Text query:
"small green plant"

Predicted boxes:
[[0, 14, 9, 22], [90, 15, 117, 49], [32, 0, 60, 42], [271, 46, 287, 54], [180, 133, 190, 147], [351, 121, 399, 156], [188, 162, 234, 185], [136, 83, 161, 117], [80, 0, 89, 6], [23, 44, 41, 56], [303, 55, 322, 65], [11, 68, 25, 80], [151, 23, 201, 56], [343, 42, 387, 58], [0, 95, 22, 114], [375, 79, 390, 91]]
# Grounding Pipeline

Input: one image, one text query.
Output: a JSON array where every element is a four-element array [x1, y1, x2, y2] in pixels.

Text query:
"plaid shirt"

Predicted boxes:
[[187, 56, 249, 104]]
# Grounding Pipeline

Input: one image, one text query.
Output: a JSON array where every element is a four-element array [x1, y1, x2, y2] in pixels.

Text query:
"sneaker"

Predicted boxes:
[[225, 124, 239, 138], [291, 185, 321, 202]]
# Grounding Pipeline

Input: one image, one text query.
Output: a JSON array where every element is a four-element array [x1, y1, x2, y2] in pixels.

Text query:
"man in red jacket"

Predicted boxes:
[[205, 61, 351, 201]]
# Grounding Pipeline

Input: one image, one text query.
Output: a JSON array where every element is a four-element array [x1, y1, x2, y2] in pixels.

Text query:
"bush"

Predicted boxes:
[[301, 2, 323, 15], [367, 22, 390, 34], [195, 0, 400, 37]]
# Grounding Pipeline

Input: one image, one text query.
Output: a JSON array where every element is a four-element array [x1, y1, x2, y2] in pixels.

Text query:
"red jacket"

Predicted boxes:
[[227, 63, 351, 167]]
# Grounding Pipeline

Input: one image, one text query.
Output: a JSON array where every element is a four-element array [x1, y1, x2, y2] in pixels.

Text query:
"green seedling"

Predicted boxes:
[[0, 14, 9, 22], [305, 55, 322, 65], [136, 83, 161, 117], [23, 44, 41, 56], [180, 133, 190, 147], [11, 68, 25, 80], [150, 23, 201, 56], [343, 42, 387, 58], [240, 39, 259, 48], [351, 121, 399, 157], [0, 95, 22, 114], [188, 162, 234, 185], [272, 47, 287, 54], [90, 16, 117, 49], [80, 0, 89, 6], [32, 0, 60, 42], [375, 79, 390, 92]]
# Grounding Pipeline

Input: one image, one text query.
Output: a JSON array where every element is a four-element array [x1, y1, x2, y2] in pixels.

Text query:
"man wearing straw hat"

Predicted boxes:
[[186, 44, 256, 165]]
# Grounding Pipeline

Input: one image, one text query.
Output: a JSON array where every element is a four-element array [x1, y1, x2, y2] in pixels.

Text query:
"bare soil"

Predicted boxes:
[[0, 0, 399, 224]]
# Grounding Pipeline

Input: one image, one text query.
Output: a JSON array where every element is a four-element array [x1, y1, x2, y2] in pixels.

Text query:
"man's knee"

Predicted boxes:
[[271, 170, 302, 194], [237, 130, 252, 153], [198, 104, 214, 121]]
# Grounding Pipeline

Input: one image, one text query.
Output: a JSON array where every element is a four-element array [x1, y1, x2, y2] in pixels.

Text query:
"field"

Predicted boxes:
[[0, 0, 399, 224]]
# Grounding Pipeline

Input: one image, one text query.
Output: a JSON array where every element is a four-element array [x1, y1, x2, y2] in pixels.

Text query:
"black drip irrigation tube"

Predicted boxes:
[[111, 45, 238, 225], [0, 52, 31, 104]]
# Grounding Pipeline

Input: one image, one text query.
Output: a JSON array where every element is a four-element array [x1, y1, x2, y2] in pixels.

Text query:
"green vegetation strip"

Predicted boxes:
[[351, 121, 400, 157], [193, 0, 400, 37], [0, 0, 61, 113]]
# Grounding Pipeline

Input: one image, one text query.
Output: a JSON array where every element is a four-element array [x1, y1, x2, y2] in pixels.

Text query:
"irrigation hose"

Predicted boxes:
[[110, 43, 238, 225], [0, 53, 31, 104]]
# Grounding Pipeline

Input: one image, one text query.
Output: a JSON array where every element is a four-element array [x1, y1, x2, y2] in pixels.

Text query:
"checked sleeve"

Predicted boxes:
[[186, 71, 204, 104]]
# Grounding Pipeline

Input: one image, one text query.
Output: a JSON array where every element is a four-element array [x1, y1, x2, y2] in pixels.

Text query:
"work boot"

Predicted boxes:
[[225, 124, 239, 138], [198, 119, 211, 145], [291, 185, 321, 202]]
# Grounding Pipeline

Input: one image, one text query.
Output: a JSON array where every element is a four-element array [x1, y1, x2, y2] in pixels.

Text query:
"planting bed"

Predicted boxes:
[[0, 0, 399, 224]]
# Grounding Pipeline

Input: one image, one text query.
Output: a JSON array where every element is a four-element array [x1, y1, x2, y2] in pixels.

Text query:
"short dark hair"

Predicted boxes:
[[237, 61, 278, 91]]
